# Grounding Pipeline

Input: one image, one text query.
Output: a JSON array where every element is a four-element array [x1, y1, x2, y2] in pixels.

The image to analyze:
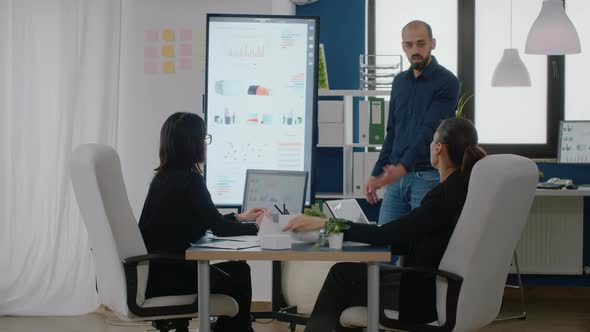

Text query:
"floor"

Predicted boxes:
[[1, 290, 589, 332]]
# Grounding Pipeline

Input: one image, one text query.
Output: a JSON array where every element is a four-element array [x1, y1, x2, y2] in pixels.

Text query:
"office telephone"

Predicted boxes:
[[537, 177, 576, 189]]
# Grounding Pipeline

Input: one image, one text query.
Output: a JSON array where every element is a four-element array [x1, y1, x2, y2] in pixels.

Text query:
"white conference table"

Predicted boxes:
[[186, 241, 391, 332]]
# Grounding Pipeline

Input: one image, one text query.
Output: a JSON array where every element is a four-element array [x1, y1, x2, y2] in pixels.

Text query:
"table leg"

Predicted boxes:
[[198, 260, 211, 332], [367, 262, 379, 332]]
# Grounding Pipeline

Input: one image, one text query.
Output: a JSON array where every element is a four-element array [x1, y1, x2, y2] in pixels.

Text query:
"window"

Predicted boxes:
[[565, 0, 590, 120], [475, 0, 547, 144], [369, 0, 579, 158], [371, 0, 458, 75]]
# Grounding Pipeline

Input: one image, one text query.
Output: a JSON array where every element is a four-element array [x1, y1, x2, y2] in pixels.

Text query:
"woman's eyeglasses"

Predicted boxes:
[[205, 134, 212, 145]]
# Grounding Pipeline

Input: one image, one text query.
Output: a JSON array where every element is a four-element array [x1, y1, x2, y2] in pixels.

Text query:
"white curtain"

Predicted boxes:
[[0, 0, 121, 315]]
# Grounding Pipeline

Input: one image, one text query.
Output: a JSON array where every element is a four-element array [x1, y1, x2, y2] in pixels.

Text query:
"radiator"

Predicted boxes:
[[512, 196, 584, 275]]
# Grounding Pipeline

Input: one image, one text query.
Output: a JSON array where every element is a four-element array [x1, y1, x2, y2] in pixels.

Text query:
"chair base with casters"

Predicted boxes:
[[495, 252, 527, 321], [252, 261, 310, 332]]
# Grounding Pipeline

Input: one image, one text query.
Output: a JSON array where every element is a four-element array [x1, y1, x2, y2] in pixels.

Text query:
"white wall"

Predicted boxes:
[[117, 0, 295, 302]]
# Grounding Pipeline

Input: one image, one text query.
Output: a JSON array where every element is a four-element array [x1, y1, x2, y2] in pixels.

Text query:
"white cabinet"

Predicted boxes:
[[318, 100, 345, 146], [316, 89, 390, 199]]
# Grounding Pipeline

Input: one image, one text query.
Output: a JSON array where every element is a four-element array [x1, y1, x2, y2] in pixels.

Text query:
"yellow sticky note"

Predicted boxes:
[[162, 61, 176, 74], [162, 29, 175, 41], [162, 45, 175, 58]]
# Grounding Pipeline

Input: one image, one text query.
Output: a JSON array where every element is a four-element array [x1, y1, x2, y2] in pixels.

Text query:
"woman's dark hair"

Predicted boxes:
[[155, 112, 206, 174], [436, 117, 487, 179]]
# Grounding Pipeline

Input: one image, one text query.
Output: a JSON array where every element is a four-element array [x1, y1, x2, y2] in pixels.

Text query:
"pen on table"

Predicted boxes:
[[274, 204, 284, 215]]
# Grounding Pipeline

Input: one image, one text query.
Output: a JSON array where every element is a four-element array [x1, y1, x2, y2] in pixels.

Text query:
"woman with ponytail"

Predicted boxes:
[[281, 117, 486, 331]]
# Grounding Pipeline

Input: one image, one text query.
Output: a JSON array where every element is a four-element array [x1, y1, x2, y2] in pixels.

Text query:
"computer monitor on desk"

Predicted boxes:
[[242, 169, 308, 214], [558, 120, 590, 164]]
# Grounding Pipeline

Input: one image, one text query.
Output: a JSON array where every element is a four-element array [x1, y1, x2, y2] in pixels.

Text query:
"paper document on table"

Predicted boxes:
[[213, 235, 260, 243], [191, 241, 260, 250]]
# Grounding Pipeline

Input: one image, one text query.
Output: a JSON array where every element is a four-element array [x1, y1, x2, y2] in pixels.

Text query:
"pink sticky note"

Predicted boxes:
[[179, 58, 192, 70], [179, 44, 192, 57], [144, 62, 157, 74], [144, 30, 158, 42], [144, 45, 158, 58], [180, 29, 192, 41]]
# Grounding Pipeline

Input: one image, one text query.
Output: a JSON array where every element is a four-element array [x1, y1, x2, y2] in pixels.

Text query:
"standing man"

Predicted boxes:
[[364, 20, 460, 227]]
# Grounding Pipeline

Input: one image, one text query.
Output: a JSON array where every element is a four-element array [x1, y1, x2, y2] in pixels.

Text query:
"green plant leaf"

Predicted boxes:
[[456, 93, 473, 118], [304, 203, 327, 218], [313, 218, 350, 247]]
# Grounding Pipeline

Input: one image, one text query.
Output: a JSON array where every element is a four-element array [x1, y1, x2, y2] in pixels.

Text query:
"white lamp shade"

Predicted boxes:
[[525, 0, 581, 55], [492, 48, 532, 87]]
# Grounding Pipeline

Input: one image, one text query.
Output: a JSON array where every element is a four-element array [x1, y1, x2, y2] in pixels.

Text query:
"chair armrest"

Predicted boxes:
[[376, 266, 463, 332], [122, 253, 198, 317], [123, 253, 186, 265]]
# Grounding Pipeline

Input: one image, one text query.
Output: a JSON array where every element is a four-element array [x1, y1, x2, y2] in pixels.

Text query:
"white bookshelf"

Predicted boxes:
[[316, 89, 390, 199]]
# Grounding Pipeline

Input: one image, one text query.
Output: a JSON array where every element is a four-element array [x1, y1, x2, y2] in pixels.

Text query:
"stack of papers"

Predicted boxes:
[[191, 240, 260, 250], [212, 235, 260, 243]]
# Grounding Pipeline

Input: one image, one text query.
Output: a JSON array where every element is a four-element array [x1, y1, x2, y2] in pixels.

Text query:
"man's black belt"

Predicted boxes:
[[411, 163, 435, 172]]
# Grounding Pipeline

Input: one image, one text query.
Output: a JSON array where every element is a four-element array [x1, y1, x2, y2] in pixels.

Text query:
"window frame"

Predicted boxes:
[[367, 0, 565, 159]]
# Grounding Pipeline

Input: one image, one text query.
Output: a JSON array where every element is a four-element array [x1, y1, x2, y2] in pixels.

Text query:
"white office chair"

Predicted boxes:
[[69, 144, 238, 332], [339, 154, 538, 332]]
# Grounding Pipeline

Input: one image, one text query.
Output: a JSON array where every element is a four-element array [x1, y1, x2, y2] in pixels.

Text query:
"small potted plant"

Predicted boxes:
[[313, 217, 350, 249], [304, 203, 327, 218]]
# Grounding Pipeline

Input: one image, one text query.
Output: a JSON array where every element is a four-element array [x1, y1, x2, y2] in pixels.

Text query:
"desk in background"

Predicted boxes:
[[186, 242, 391, 332], [512, 189, 590, 275]]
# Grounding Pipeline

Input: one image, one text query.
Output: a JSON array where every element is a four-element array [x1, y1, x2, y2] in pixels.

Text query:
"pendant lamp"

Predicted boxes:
[[525, 0, 581, 55], [492, 0, 531, 87]]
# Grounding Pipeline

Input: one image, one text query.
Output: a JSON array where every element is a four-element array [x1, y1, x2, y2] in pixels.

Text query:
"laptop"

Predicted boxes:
[[242, 169, 308, 214], [324, 199, 370, 224]]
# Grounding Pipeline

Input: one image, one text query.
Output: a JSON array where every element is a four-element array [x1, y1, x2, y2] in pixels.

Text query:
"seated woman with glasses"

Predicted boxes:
[[282, 117, 487, 331], [139, 112, 265, 332]]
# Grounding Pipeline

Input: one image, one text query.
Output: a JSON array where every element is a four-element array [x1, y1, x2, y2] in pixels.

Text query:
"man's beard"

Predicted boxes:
[[410, 53, 431, 71]]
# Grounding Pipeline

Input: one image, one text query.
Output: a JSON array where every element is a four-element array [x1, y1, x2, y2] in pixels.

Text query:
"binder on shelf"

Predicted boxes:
[[353, 152, 365, 197], [368, 97, 385, 144], [364, 151, 385, 198], [358, 101, 369, 145]]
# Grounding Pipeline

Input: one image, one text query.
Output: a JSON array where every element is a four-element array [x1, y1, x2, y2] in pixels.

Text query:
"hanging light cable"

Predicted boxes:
[[492, 0, 532, 87]]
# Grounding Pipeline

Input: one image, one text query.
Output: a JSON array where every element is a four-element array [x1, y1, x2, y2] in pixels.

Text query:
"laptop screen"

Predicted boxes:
[[242, 169, 308, 214], [324, 199, 370, 224], [558, 120, 590, 164]]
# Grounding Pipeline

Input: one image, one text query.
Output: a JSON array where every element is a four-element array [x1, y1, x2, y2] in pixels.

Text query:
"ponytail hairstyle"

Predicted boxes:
[[436, 117, 487, 180], [155, 112, 207, 175]]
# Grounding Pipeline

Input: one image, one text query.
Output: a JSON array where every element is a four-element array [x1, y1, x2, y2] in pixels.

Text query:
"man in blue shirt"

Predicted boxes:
[[364, 20, 460, 228]]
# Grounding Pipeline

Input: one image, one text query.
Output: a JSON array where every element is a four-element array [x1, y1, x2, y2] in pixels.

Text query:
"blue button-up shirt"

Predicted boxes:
[[371, 56, 460, 176]]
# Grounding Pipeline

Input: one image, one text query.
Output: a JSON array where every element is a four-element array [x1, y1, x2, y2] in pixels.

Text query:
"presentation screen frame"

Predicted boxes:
[[558, 120, 590, 164], [205, 14, 319, 207]]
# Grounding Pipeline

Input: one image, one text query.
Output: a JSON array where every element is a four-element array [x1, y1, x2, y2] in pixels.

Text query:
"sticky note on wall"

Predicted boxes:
[[180, 29, 192, 41], [144, 62, 157, 75], [162, 45, 175, 58], [145, 30, 158, 42], [179, 58, 192, 70], [144, 45, 158, 58], [162, 29, 175, 41], [179, 44, 192, 56], [162, 61, 175, 74]]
